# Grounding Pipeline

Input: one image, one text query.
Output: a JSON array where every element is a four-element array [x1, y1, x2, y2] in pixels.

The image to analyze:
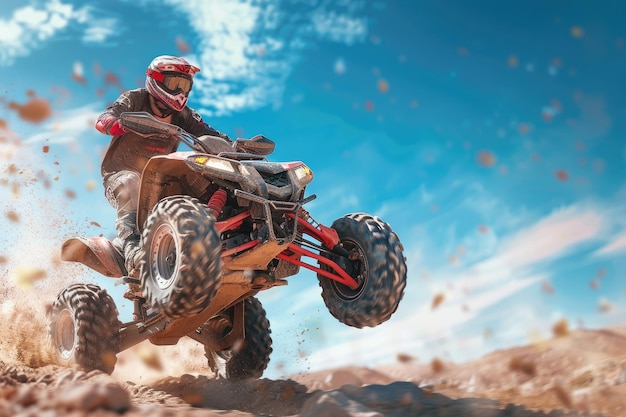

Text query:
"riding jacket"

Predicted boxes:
[[96, 88, 229, 179]]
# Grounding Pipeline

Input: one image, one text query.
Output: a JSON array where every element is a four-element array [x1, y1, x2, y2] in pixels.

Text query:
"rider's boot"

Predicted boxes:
[[116, 210, 141, 277], [124, 237, 141, 277]]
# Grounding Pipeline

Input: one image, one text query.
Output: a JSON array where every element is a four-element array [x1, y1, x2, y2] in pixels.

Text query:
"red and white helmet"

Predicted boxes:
[[145, 55, 200, 112]]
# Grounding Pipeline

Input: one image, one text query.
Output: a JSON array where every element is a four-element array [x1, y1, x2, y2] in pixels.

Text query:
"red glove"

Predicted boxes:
[[108, 119, 127, 136], [95, 115, 127, 136]]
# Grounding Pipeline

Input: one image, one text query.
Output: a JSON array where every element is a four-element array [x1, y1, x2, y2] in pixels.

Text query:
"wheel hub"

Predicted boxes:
[[56, 309, 75, 360], [332, 241, 367, 300], [151, 224, 178, 289]]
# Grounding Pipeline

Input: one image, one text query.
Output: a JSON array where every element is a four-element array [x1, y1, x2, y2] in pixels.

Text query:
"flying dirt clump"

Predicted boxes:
[[7, 90, 52, 124], [11, 266, 47, 289]]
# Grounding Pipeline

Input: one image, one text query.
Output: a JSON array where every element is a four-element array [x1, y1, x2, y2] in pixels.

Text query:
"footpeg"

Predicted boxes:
[[115, 276, 141, 286]]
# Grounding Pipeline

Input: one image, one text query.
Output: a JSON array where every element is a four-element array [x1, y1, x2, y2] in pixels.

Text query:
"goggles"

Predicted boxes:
[[148, 70, 193, 95]]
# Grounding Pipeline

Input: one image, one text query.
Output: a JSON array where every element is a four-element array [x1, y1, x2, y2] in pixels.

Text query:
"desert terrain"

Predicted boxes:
[[0, 312, 624, 416]]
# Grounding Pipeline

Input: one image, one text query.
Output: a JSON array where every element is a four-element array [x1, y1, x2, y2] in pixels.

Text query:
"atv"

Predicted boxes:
[[48, 111, 407, 378]]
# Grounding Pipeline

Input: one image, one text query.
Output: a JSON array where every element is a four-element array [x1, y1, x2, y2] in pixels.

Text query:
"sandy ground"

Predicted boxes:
[[0, 322, 624, 416]]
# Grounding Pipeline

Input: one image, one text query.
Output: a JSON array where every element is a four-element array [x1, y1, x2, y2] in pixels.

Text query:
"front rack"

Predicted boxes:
[[233, 189, 301, 244]]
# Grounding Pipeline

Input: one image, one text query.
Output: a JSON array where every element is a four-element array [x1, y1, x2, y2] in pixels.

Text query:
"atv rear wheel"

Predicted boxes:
[[318, 213, 407, 328], [47, 283, 121, 374], [140, 196, 223, 319], [203, 297, 272, 379]]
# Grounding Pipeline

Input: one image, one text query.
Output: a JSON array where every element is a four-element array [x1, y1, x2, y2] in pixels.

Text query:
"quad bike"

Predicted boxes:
[[48, 112, 407, 378]]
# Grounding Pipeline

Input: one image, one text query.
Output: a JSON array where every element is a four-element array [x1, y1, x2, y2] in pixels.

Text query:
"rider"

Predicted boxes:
[[95, 55, 231, 276]]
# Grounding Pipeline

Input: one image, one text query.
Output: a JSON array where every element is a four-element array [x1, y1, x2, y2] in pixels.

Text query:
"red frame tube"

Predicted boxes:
[[277, 244, 358, 289], [290, 215, 340, 249], [221, 239, 258, 257], [216, 210, 251, 233], [215, 210, 358, 290]]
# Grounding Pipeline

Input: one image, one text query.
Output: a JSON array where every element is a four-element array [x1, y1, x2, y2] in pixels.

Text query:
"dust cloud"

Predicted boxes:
[[0, 103, 214, 386], [0, 121, 85, 369]]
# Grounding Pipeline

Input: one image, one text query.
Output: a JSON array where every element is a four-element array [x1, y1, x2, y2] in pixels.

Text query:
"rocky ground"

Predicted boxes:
[[0, 326, 625, 417]]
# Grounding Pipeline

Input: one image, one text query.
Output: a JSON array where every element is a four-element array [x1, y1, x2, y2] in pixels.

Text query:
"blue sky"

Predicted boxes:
[[0, 0, 625, 379]]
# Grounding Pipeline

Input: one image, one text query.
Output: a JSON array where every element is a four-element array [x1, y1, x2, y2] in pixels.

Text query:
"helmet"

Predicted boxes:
[[145, 55, 200, 112]]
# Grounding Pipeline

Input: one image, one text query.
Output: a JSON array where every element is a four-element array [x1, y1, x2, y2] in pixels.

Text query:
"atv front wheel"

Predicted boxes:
[[47, 283, 121, 374], [318, 213, 407, 328], [203, 297, 272, 379], [140, 196, 223, 319]]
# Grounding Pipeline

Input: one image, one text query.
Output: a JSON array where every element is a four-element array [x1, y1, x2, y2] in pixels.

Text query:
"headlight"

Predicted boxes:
[[201, 156, 235, 173], [293, 164, 313, 184]]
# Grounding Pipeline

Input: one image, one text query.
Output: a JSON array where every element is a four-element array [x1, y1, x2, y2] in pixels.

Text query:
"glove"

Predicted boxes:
[[108, 119, 127, 136]]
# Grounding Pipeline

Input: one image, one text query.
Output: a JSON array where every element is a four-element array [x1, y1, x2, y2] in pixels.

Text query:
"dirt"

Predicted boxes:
[[0, 320, 624, 416]]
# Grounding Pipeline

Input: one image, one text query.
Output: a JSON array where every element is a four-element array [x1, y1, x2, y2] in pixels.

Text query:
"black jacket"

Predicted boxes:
[[98, 88, 228, 178]]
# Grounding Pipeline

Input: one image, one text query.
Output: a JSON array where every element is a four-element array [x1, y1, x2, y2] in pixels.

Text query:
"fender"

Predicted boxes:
[[137, 153, 264, 230], [137, 154, 193, 232], [61, 236, 126, 278]]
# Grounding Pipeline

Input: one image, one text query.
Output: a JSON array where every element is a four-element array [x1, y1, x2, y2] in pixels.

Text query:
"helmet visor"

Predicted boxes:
[[161, 73, 192, 95]]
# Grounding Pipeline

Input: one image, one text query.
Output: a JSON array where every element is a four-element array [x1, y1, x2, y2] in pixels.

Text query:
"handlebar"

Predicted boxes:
[[120, 112, 182, 137], [119, 111, 275, 157]]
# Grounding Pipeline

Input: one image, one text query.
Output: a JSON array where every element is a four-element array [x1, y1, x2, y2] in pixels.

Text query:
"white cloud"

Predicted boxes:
[[310, 10, 368, 45], [334, 58, 346, 74], [486, 204, 605, 271], [431, 203, 607, 296], [13, 5, 48, 28], [0, 1, 117, 66], [593, 231, 626, 257], [23, 103, 102, 145], [150, 0, 291, 116], [149, 0, 371, 116], [82, 17, 118, 43]]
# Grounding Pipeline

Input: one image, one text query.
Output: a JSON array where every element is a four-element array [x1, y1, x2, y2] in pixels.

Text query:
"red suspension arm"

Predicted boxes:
[[277, 243, 358, 290], [285, 213, 340, 249], [216, 210, 251, 233], [215, 210, 357, 289]]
